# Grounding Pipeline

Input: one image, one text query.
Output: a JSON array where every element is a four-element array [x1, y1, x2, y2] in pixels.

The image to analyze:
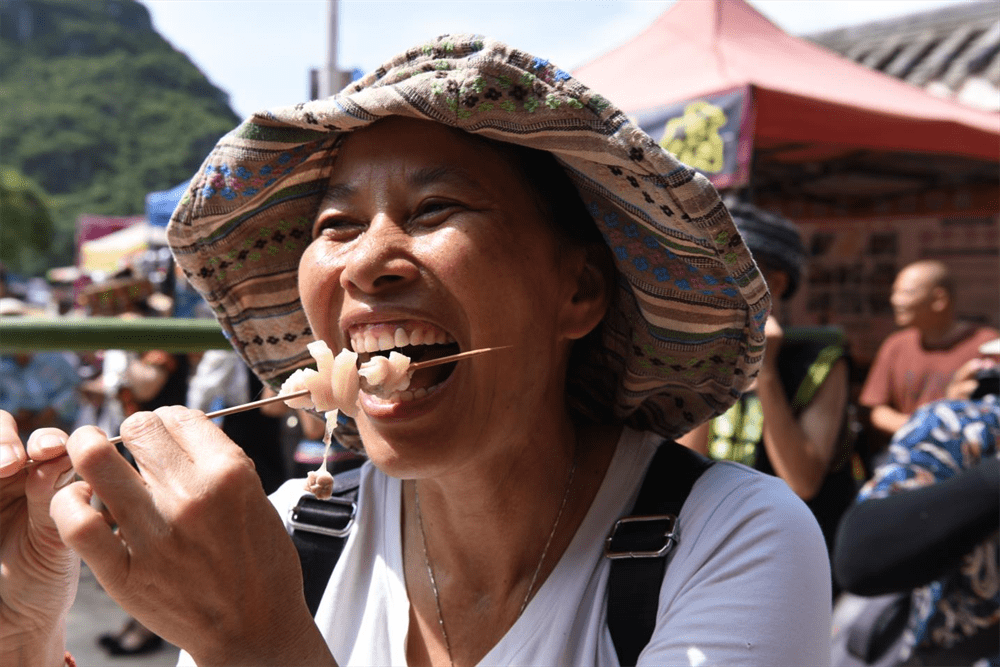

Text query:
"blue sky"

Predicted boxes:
[[140, 0, 979, 118]]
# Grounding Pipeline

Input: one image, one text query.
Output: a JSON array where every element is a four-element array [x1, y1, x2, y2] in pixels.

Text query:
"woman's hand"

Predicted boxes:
[[49, 406, 334, 666], [0, 410, 79, 667]]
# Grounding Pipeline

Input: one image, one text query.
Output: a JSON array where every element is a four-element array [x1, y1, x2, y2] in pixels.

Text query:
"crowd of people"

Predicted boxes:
[[0, 33, 997, 667]]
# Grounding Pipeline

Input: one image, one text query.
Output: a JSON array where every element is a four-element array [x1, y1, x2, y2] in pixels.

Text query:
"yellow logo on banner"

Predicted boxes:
[[660, 101, 727, 173]]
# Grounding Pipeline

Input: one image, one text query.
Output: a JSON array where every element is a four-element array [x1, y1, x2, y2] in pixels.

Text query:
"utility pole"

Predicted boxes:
[[310, 0, 351, 100]]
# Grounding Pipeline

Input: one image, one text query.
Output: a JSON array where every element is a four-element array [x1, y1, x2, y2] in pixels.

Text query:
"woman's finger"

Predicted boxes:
[[50, 480, 130, 592], [24, 454, 74, 520], [124, 406, 251, 487], [115, 407, 204, 489], [25, 427, 70, 463], [0, 410, 27, 477], [63, 425, 149, 531]]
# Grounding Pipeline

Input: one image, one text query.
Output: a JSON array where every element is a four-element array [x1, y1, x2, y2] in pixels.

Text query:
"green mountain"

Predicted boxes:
[[0, 0, 240, 273]]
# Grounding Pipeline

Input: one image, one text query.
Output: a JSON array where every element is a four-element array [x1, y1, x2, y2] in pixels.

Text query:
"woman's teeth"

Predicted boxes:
[[369, 381, 445, 403], [351, 326, 453, 354]]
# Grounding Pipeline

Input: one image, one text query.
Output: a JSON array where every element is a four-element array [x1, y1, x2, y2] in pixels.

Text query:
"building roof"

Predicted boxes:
[[807, 0, 1000, 111], [572, 0, 999, 214], [573, 0, 999, 156]]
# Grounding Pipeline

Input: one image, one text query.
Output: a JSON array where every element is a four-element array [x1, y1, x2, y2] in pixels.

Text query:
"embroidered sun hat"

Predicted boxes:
[[167, 34, 770, 443]]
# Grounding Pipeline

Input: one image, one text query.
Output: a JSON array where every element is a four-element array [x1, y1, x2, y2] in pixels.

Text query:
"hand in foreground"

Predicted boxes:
[[0, 410, 79, 667], [49, 406, 334, 667], [746, 315, 784, 392], [946, 357, 997, 401], [761, 315, 785, 370]]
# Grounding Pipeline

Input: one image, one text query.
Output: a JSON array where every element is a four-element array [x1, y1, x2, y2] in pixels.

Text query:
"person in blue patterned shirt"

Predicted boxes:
[[835, 350, 999, 666]]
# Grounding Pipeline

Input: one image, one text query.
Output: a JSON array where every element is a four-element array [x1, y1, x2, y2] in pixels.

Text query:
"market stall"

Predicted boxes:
[[574, 0, 1000, 363]]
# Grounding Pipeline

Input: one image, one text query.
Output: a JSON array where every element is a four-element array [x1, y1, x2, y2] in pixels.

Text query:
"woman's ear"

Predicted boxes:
[[559, 242, 613, 341]]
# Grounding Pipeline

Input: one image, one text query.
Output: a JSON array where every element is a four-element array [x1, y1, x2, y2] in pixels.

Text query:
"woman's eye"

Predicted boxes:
[[413, 200, 460, 222], [313, 216, 362, 240]]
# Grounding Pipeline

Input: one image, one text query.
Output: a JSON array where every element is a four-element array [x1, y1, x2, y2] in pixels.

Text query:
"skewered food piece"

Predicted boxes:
[[275, 341, 509, 498], [279, 341, 406, 414], [357, 351, 411, 395], [280, 341, 411, 499]]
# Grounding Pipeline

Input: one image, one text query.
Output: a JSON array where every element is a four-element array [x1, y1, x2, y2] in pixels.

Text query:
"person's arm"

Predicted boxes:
[[755, 316, 849, 499], [186, 350, 249, 412], [858, 337, 910, 439], [759, 356, 848, 499], [834, 457, 999, 596], [868, 404, 910, 440]]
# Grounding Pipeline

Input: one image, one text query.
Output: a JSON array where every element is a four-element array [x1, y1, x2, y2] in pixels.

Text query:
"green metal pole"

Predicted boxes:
[[0, 317, 231, 353]]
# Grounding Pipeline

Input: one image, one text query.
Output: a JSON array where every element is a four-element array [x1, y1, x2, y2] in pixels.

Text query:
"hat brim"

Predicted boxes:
[[168, 35, 769, 441]]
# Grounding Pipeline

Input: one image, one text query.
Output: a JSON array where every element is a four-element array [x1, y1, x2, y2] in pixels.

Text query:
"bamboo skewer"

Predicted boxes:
[[23, 346, 511, 463], [103, 390, 313, 445], [403, 344, 512, 370]]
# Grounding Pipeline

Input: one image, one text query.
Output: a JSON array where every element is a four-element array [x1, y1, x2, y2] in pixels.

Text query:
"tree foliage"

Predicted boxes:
[[0, 166, 56, 276], [0, 0, 241, 274]]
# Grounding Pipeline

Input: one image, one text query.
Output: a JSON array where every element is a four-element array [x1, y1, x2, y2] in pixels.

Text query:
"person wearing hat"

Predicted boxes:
[[0, 36, 831, 666], [680, 203, 856, 581]]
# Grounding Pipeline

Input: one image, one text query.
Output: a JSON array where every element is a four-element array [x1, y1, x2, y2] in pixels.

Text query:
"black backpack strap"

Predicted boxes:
[[289, 465, 362, 616], [605, 441, 714, 667]]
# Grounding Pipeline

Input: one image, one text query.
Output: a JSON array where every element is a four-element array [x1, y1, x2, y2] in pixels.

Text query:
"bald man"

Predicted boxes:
[[860, 260, 998, 448]]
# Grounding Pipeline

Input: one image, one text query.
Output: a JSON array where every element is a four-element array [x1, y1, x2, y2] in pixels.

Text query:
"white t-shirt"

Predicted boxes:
[[181, 427, 831, 666]]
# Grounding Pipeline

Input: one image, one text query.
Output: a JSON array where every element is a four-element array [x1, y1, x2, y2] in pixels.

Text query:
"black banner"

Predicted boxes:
[[633, 86, 753, 189]]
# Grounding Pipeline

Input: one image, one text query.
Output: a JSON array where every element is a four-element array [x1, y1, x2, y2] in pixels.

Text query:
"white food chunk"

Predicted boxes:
[[304, 341, 337, 411], [322, 409, 338, 447], [306, 468, 334, 500], [278, 368, 318, 410], [331, 349, 360, 418], [304, 409, 339, 499], [357, 356, 390, 385], [358, 351, 411, 394]]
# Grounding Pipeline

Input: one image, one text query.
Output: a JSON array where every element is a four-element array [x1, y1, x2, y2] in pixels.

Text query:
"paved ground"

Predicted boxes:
[[66, 564, 180, 667]]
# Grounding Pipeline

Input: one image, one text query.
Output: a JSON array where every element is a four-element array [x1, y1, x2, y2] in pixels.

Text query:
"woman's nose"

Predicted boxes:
[[339, 216, 420, 294]]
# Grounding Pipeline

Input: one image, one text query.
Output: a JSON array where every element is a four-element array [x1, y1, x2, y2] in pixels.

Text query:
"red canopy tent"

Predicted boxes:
[[573, 0, 1000, 214], [575, 0, 999, 363]]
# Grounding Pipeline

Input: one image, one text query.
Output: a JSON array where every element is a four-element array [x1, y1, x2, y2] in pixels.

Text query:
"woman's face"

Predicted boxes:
[[298, 117, 595, 476]]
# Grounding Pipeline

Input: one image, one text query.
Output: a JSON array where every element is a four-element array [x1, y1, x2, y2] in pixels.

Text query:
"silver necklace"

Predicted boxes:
[[414, 456, 578, 666]]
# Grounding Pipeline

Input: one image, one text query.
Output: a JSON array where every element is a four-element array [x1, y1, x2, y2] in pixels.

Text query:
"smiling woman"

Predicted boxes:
[[297, 117, 611, 468], [1, 34, 832, 667]]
